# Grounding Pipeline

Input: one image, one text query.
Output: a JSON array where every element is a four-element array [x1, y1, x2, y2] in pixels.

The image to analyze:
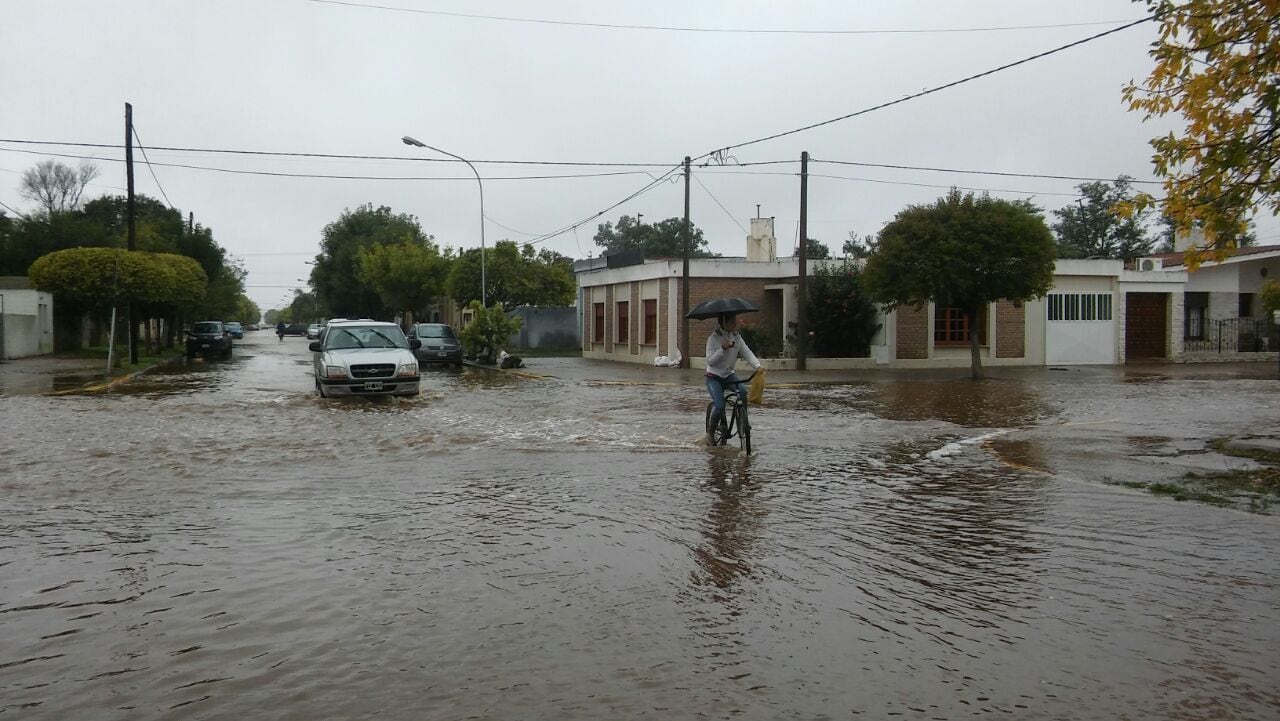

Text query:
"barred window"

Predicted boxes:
[[1047, 293, 1112, 322]]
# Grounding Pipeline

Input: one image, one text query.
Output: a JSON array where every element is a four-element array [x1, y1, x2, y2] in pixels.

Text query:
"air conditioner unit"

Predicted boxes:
[[1137, 257, 1164, 271]]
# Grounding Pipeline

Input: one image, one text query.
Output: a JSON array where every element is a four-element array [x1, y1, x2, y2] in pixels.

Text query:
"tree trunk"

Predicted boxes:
[[967, 306, 984, 380]]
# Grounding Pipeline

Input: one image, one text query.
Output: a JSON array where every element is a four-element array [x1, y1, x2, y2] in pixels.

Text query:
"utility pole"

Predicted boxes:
[[125, 102, 138, 365], [796, 151, 809, 372], [680, 156, 691, 368]]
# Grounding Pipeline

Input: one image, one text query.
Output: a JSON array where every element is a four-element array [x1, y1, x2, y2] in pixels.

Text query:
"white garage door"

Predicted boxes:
[[1045, 292, 1117, 365]]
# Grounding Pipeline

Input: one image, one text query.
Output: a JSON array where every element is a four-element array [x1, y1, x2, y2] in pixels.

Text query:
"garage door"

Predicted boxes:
[[1125, 293, 1167, 360]]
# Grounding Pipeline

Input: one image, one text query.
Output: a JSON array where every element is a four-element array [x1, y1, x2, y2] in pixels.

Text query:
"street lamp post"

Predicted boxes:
[[402, 135, 486, 307]]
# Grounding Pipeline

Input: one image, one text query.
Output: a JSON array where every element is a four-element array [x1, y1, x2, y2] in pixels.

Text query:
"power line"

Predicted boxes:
[[0, 199, 30, 220], [697, 168, 1085, 197], [0, 145, 662, 182], [0, 138, 677, 168], [812, 158, 1163, 185], [131, 126, 175, 208], [698, 16, 1156, 160], [308, 1, 1145, 36], [522, 165, 685, 246], [692, 174, 748, 234]]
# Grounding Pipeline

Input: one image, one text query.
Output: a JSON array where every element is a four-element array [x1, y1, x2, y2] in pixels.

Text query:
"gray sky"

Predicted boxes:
[[4, 0, 1273, 312]]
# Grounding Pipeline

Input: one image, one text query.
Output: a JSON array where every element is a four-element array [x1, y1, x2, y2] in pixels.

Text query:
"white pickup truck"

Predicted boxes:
[[310, 320, 421, 397]]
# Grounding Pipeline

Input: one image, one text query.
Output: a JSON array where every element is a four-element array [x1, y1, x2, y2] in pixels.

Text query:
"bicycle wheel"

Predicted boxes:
[[706, 402, 729, 446], [736, 404, 751, 454]]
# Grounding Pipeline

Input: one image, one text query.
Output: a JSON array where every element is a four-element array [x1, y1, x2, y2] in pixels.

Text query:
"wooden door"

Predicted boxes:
[[1125, 293, 1167, 360]]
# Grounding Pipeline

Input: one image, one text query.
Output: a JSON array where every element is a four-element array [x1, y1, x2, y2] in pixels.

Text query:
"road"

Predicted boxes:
[[2, 332, 1279, 720]]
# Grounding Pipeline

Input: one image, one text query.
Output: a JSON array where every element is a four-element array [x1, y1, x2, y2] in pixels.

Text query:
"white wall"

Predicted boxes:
[[0, 289, 54, 359]]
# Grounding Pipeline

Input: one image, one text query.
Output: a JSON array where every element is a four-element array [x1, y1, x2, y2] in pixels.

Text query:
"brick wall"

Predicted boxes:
[[994, 301, 1025, 358], [896, 305, 929, 359], [658, 279, 670, 357], [630, 281, 640, 356], [604, 285, 614, 353], [684, 278, 781, 358]]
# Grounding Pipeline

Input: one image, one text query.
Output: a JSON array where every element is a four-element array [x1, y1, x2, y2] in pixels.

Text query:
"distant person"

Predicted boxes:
[[276, 321, 286, 341]]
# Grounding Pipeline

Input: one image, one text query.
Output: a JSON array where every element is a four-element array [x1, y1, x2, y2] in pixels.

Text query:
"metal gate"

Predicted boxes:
[[1185, 318, 1279, 353]]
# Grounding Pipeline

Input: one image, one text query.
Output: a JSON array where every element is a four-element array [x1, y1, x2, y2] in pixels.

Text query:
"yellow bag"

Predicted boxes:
[[748, 369, 766, 405]]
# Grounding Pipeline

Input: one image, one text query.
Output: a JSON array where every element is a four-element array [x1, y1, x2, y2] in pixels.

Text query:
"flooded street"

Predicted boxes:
[[2, 333, 1279, 720]]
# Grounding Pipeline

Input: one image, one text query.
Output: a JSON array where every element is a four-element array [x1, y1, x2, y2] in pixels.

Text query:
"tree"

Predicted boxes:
[[356, 239, 449, 322], [842, 233, 877, 259], [593, 215, 713, 258], [802, 238, 830, 259], [1121, 1, 1280, 263], [863, 189, 1056, 379], [28, 247, 207, 313], [312, 204, 428, 319], [20, 159, 99, 214], [264, 308, 283, 325], [457, 300, 522, 364], [1052, 177, 1153, 261], [805, 260, 882, 357], [446, 240, 575, 310]]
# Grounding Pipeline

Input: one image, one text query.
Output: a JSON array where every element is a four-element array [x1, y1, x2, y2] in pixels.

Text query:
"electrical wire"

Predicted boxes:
[[308, 1, 1145, 36], [698, 168, 1085, 198], [692, 174, 748, 234], [813, 158, 1162, 185], [697, 16, 1156, 160], [522, 164, 685, 246], [0, 138, 678, 168], [0, 199, 29, 219], [131, 126, 175, 208]]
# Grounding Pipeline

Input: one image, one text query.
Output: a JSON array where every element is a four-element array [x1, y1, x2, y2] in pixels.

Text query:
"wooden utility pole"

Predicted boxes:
[[680, 156, 691, 368], [796, 151, 809, 371], [125, 102, 138, 365]]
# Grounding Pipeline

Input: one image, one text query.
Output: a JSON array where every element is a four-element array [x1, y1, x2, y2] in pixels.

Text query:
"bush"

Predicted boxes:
[[457, 301, 521, 364], [738, 322, 782, 358], [804, 260, 881, 357]]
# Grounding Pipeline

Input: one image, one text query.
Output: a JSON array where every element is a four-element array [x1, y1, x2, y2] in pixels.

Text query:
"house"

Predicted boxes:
[[0, 277, 55, 360], [1153, 240, 1280, 359]]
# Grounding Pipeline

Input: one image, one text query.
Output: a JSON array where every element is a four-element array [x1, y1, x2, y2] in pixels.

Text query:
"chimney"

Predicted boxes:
[[746, 216, 776, 261]]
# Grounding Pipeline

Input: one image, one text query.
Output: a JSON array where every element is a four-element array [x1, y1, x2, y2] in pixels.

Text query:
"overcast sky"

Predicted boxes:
[[4, 0, 1274, 312]]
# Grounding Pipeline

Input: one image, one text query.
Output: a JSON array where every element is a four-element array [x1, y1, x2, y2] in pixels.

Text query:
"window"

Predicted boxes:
[[934, 306, 987, 345], [616, 301, 629, 344], [1047, 293, 1113, 322], [593, 303, 604, 343], [1239, 293, 1254, 317], [643, 299, 657, 345], [1185, 292, 1208, 340]]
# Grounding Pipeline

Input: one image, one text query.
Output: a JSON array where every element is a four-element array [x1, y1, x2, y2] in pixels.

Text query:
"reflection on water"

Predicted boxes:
[[1, 337, 1278, 720]]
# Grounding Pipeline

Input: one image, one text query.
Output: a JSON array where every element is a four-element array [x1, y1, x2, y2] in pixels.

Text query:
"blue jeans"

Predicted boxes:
[[706, 372, 747, 419]]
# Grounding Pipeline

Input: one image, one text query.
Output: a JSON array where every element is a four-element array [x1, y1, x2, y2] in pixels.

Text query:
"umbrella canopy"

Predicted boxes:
[[685, 297, 760, 320]]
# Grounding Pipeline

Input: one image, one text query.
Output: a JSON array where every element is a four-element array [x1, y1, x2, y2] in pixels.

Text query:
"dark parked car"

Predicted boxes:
[[224, 321, 244, 339], [186, 321, 233, 359], [283, 323, 308, 336], [407, 323, 464, 366]]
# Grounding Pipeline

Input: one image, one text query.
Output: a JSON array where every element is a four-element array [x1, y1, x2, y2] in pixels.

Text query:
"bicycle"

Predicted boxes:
[[705, 371, 756, 454]]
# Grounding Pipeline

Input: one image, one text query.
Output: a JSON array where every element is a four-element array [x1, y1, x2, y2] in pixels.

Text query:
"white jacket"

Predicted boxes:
[[705, 328, 761, 378]]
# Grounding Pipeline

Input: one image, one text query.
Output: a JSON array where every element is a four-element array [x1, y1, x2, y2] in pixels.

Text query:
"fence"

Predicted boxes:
[[1184, 317, 1279, 353]]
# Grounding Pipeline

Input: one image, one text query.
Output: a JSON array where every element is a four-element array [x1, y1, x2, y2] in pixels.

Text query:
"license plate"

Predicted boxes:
[[437, 351, 449, 357], [201, 343, 210, 348], [363, 381, 383, 391]]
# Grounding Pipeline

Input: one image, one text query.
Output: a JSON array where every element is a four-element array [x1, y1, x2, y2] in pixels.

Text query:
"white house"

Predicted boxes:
[[0, 277, 54, 359]]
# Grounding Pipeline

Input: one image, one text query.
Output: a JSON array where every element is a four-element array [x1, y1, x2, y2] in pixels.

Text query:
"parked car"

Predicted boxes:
[[246, 324, 259, 332], [283, 323, 308, 336], [306, 323, 322, 339], [185, 321, 233, 359], [407, 323, 464, 366], [224, 321, 244, 339], [311, 320, 421, 397]]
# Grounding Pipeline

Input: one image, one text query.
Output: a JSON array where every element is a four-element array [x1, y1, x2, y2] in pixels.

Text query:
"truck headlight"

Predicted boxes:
[[398, 363, 418, 377], [324, 365, 347, 379]]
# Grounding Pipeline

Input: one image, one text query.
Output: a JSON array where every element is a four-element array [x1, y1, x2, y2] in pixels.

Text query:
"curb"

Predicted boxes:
[[47, 353, 185, 396]]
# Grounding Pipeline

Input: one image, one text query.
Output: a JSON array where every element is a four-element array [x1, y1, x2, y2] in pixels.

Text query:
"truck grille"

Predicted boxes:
[[350, 363, 395, 379]]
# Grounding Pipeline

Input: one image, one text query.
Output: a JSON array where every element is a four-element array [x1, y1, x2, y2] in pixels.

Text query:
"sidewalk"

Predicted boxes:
[[0, 355, 107, 396]]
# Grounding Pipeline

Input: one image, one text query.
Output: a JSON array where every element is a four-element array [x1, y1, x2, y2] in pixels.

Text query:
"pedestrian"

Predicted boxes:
[[276, 320, 286, 341]]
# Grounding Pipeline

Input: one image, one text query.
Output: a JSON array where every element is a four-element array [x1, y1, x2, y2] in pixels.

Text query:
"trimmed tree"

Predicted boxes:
[[806, 260, 882, 357], [356, 239, 449, 323], [457, 300, 522, 364], [863, 190, 1056, 379]]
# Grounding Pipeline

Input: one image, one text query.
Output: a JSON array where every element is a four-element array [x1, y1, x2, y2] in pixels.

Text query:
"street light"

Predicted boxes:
[[402, 135, 486, 307]]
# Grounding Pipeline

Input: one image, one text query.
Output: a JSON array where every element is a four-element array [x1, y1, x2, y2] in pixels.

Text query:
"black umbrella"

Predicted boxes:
[[685, 297, 760, 320]]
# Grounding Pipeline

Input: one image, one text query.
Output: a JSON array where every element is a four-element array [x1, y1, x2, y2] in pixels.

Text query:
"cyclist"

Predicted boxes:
[[704, 311, 761, 443], [276, 320, 286, 341]]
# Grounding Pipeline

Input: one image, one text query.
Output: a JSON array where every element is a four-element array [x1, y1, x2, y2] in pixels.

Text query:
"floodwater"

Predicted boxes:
[[2, 334, 1278, 720]]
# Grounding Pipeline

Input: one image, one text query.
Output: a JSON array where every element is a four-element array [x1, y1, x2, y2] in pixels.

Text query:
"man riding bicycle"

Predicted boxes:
[[704, 311, 761, 444]]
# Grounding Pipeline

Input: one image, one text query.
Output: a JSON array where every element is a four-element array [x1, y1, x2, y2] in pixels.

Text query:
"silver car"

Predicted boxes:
[[311, 321, 421, 397]]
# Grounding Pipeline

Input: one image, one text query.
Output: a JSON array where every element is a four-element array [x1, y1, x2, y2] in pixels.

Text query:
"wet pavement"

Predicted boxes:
[[2, 333, 1279, 720]]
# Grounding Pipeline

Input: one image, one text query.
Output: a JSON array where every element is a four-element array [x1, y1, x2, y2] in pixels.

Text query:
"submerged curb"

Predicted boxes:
[[47, 353, 185, 396]]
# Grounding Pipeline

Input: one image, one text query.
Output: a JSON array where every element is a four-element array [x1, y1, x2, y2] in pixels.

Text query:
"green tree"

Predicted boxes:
[[802, 238, 830, 259], [593, 215, 713, 257], [356, 239, 449, 322], [457, 300, 522, 364], [446, 240, 575, 310], [285, 289, 325, 324], [863, 189, 1056, 379], [1052, 177, 1153, 261], [842, 232, 877, 259], [312, 204, 427, 319], [29, 247, 207, 314], [264, 308, 283, 325], [1121, 0, 1280, 263], [1260, 279, 1280, 317], [806, 260, 882, 357]]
